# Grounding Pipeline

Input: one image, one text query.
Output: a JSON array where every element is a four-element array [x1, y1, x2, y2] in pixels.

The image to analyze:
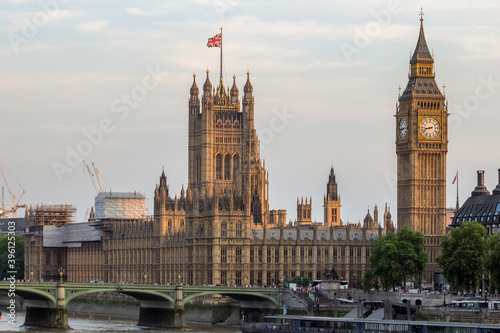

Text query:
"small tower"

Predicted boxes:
[[297, 197, 312, 225], [363, 208, 374, 228], [383, 203, 395, 233], [189, 73, 200, 114], [324, 167, 341, 226], [230, 74, 239, 107]]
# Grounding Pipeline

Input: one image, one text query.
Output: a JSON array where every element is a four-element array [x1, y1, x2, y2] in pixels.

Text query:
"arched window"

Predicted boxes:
[[221, 221, 227, 237], [224, 154, 231, 180], [236, 221, 242, 237], [180, 220, 184, 229], [216, 154, 222, 180], [233, 154, 239, 178]]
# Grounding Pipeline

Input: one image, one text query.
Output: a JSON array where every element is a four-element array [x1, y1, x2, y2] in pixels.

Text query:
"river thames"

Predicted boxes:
[[0, 311, 242, 333]]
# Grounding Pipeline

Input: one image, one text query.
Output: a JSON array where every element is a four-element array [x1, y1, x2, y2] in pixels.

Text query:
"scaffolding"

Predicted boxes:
[[28, 203, 76, 226]]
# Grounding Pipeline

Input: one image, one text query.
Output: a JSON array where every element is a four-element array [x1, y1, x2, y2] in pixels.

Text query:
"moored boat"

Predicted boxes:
[[242, 315, 500, 333]]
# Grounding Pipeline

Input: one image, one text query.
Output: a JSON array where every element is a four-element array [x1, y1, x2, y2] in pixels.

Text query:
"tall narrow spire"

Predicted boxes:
[[203, 69, 212, 97], [326, 167, 338, 201], [400, 11, 443, 100], [244, 70, 253, 94], [190, 73, 199, 96], [230, 74, 239, 105], [411, 7, 432, 62]]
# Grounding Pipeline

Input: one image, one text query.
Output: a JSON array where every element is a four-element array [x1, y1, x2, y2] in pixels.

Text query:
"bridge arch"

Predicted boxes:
[[7, 286, 58, 308], [65, 287, 175, 308], [182, 290, 279, 308]]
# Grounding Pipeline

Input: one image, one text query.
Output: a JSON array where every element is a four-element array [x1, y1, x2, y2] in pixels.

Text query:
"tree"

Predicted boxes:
[[486, 234, 500, 292], [361, 270, 379, 293], [437, 221, 487, 292], [0, 234, 24, 280], [397, 227, 428, 289], [289, 275, 310, 288], [369, 232, 403, 290], [368, 227, 427, 291]]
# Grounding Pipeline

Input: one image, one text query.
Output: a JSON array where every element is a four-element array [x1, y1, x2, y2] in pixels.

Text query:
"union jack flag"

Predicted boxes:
[[452, 171, 458, 184], [207, 33, 221, 48]]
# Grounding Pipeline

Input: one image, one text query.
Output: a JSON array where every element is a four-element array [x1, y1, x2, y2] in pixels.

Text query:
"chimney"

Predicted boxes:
[[471, 170, 490, 197], [493, 169, 500, 196]]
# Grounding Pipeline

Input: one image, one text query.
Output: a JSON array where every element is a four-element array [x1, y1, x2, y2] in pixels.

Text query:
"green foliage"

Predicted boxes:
[[0, 234, 24, 280], [486, 234, 500, 292], [437, 221, 487, 292], [289, 276, 310, 287], [368, 227, 427, 290], [361, 270, 378, 293], [397, 227, 428, 285]]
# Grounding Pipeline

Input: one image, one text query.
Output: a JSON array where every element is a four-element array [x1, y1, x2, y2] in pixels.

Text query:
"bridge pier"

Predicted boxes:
[[174, 285, 187, 328], [24, 283, 69, 329], [137, 285, 186, 329]]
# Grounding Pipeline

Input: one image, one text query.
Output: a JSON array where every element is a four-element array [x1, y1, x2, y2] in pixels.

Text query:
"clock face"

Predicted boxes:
[[420, 117, 440, 139], [398, 117, 408, 140]]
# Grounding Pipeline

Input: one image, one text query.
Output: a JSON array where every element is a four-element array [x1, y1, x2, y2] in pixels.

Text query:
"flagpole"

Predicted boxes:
[[220, 27, 223, 81]]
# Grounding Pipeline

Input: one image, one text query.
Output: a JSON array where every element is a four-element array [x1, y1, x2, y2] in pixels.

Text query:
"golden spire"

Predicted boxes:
[[420, 6, 424, 22]]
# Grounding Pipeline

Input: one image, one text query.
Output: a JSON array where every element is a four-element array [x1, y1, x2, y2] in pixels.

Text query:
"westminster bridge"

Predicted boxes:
[[0, 281, 281, 329]]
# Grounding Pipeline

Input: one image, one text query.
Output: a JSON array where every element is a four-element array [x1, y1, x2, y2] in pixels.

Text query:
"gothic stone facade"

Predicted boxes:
[[24, 71, 394, 285]]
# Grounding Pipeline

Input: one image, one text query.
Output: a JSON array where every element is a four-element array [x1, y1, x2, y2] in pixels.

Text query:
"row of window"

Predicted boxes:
[[215, 154, 239, 180], [244, 247, 370, 264], [215, 137, 241, 144], [220, 221, 243, 237], [221, 247, 243, 263]]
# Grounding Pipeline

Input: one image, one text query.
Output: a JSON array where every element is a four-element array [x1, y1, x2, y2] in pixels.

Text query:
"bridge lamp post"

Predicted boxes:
[[144, 273, 148, 284], [30, 267, 35, 282], [243, 274, 248, 287], [58, 267, 65, 283], [178, 272, 182, 285], [280, 275, 284, 287]]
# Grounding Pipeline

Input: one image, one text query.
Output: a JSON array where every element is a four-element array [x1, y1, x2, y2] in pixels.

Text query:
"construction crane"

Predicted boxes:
[[82, 160, 109, 195], [0, 161, 26, 218]]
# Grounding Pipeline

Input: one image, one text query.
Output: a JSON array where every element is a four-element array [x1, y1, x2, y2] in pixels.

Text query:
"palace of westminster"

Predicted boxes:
[[24, 16, 452, 287]]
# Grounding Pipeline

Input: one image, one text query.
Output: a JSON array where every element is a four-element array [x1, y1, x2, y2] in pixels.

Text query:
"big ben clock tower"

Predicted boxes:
[[396, 11, 448, 284]]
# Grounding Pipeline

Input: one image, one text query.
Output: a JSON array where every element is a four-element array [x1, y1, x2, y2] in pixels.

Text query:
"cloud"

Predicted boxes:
[[0, 9, 76, 32], [76, 20, 109, 33], [125, 4, 181, 16]]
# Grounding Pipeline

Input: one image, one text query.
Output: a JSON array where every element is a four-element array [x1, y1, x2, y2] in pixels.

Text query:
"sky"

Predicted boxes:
[[0, 0, 499, 225]]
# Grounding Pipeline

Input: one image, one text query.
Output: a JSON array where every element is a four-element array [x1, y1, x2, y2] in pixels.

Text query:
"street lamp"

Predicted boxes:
[[178, 272, 182, 285], [280, 275, 284, 287], [58, 267, 65, 283], [144, 272, 148, 284], [243, 274, 248, 286], [30, 267, 35, 282]]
